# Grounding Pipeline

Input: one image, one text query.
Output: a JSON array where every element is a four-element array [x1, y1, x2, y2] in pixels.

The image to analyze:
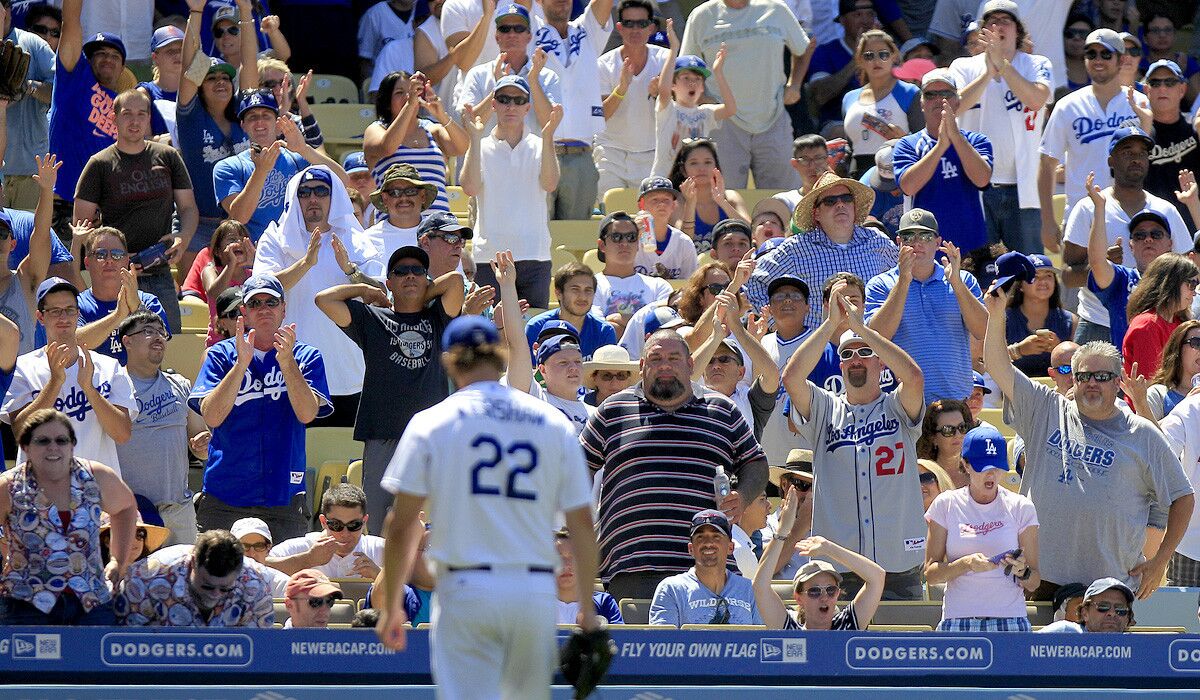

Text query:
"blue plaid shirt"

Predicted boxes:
[[746, 226, 899, 330]]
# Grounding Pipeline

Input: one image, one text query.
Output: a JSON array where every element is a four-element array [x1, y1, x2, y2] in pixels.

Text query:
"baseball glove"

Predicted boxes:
[[559, 627, 616, 699], [0, 40, 29, 101]]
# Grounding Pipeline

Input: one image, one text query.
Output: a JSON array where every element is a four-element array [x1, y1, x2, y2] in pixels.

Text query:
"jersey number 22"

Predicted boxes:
[[470, 435, 540, 500]]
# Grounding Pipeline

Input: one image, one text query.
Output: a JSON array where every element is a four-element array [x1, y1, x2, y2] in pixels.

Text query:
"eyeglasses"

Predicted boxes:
[[89, 248, 128, 261], [595, 371, 631, 382], [605, 230, 639, 244], [923, 89, 957, 100], [839, 347, 876, 360], [300, 595, 341, 609], [1148, 78, 1183, 88], [1125, 45, 1142, 57], [817, 192, 855, 208], [384, 186, 423, 198], [245, 297, 282, 309], [1063, 28, 1089, 39], [1183, 337, 1200, 350], [898, 231, 938, 243], [709, 597, 730, 624], [213, 25, 241, 38], [1130, 228, 1167, 241], [261, 79, 284, 89], [709, 355, 739, 365], [30, 436, 72, 446], [29, 25, 61, 39], [935, 422, 970, 437], [803, 585, 840, 599], [620, 18, 654, 28], [1090, 602, 1131, 616], [494, 93, 529, 105], [861, 49, 892, 62], [128, 327, 169, 340], [1052, 363, 1073, 375], [1085, 49, 1115, 60], [770, 291, 807, 302], [297, 186, 331, 199], [496, 24, 529, 33], [1074, 370, 1118, 384], [1188, 278, 1200, 291], [390, 264, 427, 278], [324, 518, 365, 533], [241, 541, 270, 553], [42, 306, 78, 319], [427, 232, 465, 245], [919, 471, 939, 485]]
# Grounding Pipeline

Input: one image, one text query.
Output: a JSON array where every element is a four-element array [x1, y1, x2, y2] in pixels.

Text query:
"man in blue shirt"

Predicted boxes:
[[525, 262, 616, 360], [892, 69, 993, 255], [0, 0, 55, 212], [864, 208, 987, 403], [189, 273, 332, 541]]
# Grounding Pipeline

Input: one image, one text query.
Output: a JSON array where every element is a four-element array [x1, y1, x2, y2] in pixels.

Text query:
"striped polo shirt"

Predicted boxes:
[[580, 384, 765, 581]]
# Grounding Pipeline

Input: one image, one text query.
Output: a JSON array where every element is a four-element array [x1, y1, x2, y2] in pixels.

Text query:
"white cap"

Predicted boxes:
[[231, 517, 273, 544], [837, 330, 869, 353]]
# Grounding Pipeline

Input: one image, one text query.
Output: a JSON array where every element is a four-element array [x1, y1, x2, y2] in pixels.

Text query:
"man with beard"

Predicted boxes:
[[780, 278, 928, 601], [984, 284, 1194, 602], [581, 327, 769, 602]]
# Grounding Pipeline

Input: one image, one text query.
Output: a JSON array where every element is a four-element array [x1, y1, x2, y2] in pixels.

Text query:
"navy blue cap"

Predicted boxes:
[[643, 306, 685, 337], [1028, 253, 1057, 271], [1146, 59, 1186, 81], [639, 176, 680, 199], [992, 251, 1036, 291], [418, 211, 473, 240], [674, 55, 711, 78], [536, 319, 580, 343], [237, 89, 279, 120], [1108, 125, 1154, 154], [536, 334, 582, 365], [298, 168, 332, 186], [690, 509, 732, 538], [442, 315, 500, 349], [241, 272, 285, 301], [494, 74, 530, 96], [767, 275, 810, 301], [83, 32, 126, 61], [1129, 209, 1170, 232], [0, 208, 12, 232], [342, 151, 368, 173], [35, 276, 79, 307], [961, 425, 1008, 472], [387, 245, 430, 273], [495, 3, 531, 25], [711, 219, 753, 247]]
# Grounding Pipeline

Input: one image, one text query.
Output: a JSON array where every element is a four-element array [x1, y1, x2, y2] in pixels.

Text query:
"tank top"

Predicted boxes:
[[371, 119, 451, 213], [692, 204, 728, 255], [0, 274, 36, 355], [0, 459, 110, 613]]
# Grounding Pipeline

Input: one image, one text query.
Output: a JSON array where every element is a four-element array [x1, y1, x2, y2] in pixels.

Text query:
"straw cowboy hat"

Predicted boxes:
[[792, 171, 875, 232], [582, 344, 641, 389], [768, 448, 814, 488]]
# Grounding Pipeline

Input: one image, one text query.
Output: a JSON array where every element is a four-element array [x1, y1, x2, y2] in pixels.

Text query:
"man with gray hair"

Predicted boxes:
[[983, 283, 1194, 602]]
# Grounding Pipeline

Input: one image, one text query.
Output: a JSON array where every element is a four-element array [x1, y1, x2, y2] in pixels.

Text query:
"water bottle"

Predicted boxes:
[[713, 465, 731, 503], [636, 210, 656, 253]]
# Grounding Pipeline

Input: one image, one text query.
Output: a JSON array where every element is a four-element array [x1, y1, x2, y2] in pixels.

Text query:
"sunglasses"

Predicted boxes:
[[1130, 228, 1167, 241], [494, 93, 529, 105], [1063, 28, 1089, 39], [384, 186, 423, 198], [817, 192, 856, 208], [861, 49, 892, 62], [30, 436, 72, 446], [605, 230, 639, 243], [898, 231, 938, 243], [241, 541, 270, 553], [1146, 26, 1174, 34], [1188, 279, 1200, 291], [1125, 46, 1142, 57], [770, 291, 807, 302], [303, 595, 341, 609], [803, 585, 840, 599], [621, 18, 654, 28], [261, 79, 284, 89], [789, 479, 813, 492], [496, 24, 529, 33], [709, 597, 730, 624], [839, 347, 876, 360], [705, 283, 727, 296], [1148, 78, 1183, 88], [1090, 602, 1130, 616], [1085, 49, 1115, 60], [1052, 363, 1073, 375], [213, 25, 241, 38], [324, 518, 365, 532], [427, 232, 465, 245], [29, 25, 61, 39], [297, 186, 331, 199], [245, 297, 282, 309], [390, 264, 427, 278], [709, 355, 739, 365], [90, 248, 128, 261], [220, 310, 242, 321], [935, 422, 970, 437], [1074, 370, 1118, 384], [595, 371, 631, 382], [923, 89, 957, 100], [919, 471, 939, 485]]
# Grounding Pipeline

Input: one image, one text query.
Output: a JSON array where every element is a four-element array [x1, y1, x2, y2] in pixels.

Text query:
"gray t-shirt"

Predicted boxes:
[[1004, 372, 1194, 588], [115, 371, 192, 504], [648, 568, 763, 627]]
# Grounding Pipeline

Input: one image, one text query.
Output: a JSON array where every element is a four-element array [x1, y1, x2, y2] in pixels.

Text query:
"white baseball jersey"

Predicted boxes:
[[382, 379, 592, 570], [1156, 393, 1200, 561]]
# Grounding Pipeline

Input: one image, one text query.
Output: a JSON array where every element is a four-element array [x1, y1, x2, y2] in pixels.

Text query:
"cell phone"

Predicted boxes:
[[988, 548, 1021, 565], [131, 242, 169, 270]]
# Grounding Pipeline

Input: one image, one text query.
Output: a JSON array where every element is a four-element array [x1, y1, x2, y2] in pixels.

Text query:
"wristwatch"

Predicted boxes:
[[772, 531, 791, 541]]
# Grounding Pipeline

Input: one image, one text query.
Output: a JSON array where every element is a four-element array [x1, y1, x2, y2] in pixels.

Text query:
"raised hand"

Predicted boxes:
[[730, 249, 755, 289], [679, 176, 698, 202], [277, 116, 305, 151], [251, 140, 282, 171], [294, 70, 313, 108], [665, 18, 679, 50], [330, 233, 350, 273], [618, 56, 634, 92], [463, 284, 496, 315], [840, 290, 866, 331], [77, 347, 95, 389], [530, 47, 547, 74], [235, 317, 255, 367], [1121, 360, 1150, 407], [186, 0, 206, 12], [261, 15, 281, 33], [897, 244, 914, 281], [304, 227, 323, 268], [983, 281, 1009, 315], [777, 488, 799, 534], [711, 168, 727, 199], [33, 153, 60, 191], [491, 55, 509, 82], [45, 342, 73, 385], [1107, 236, 1124, 266], [938, 240, 962, 279], [746, 311, 769, 340], [1085, 170, 1105, 207], [795, 536, 830, 557], [120, 268, 141, 315], [1176, 169, 1198, 207], [462, 104, 487, 139], [543, 103, 563, 138], [1126, 85, 1152, 126], [713, 43, 727, 74], [273, 322, 298, 360], [491, 250, 517, 288], [307, 534, 340, 566]]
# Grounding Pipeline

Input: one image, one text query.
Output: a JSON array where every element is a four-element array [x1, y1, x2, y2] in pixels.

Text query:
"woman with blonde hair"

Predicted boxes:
[[842, 30, 923, 175]]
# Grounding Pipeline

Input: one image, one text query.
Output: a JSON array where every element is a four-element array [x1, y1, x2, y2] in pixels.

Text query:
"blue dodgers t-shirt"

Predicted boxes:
[[177, 96, 249, 219], [48, 52, 117, 202], [213, 147, 309, 241], [1088, 263, 1141, 347], [188, 339, 332, 508], [524, 309, 616, 361], [78, 289, 168, 364], [5, 208, 71, 270], [892, 128, 994, 253]]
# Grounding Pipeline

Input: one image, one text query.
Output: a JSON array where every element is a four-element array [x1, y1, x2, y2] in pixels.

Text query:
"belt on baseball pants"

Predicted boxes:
[[448, 564, 555, 574], [555, 141, 591, 155]]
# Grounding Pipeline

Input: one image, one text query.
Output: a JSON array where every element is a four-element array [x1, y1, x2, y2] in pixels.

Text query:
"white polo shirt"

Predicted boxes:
[[596, 45, 670, 153], [475, 132, 552, 262]]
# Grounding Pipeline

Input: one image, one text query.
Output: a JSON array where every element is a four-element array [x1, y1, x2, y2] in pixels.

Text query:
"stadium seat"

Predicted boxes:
[[445, 185, 469, 219], [681, 624, 767, 630], [999, 470, 1021, 493], [771, 581, 794, 602], [581, 249, 603, 273], [1132, 587, 1200, 632], [311, 460, 349, 517], [619, 598, 652, 625], [1051, 193, 1066, 239], [1027, 603, 1054, 626], [274, 600, 289, 623], [1130, 626, 1187, 633], [330, 600, 357, 624], [869, 601, 944, 627], [1033, 376, 1056, 390], [331, 578, 373, 604], [867, 624, 934, 632], [550, 220, 599, 258], [179, 296, 209, 333], [697, 251, 714, 267], [925, 583, 945, 601], [302, 73, 361, 105], [551, 246, 577, 271], [306, 427, 361, 468], [309, 104, 377, 160], [602, 187, 638, 214], [360, 76, 373, 103], [163, 333, 208, 382], [346, 460, 363, 488], [735, 189, 784, 212], [978, 408, 1015, 438]]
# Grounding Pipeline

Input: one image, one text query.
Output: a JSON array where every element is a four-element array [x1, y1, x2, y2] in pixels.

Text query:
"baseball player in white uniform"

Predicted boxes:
[[376, 255, 601, 700], [778, 278, 928, 600]]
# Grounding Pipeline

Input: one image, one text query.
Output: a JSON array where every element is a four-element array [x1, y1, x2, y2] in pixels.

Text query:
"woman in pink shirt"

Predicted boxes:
[[1124, 253, 1199, 381], [924, 425, 1040, 632]]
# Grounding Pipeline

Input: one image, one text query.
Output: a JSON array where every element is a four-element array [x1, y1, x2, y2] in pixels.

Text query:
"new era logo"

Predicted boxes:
[[11, 634, 60, 660], [760, 638, 807, 663]]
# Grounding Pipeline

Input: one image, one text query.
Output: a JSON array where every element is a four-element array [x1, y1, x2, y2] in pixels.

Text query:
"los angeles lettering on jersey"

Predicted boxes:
[[825, 414, 901, 451]]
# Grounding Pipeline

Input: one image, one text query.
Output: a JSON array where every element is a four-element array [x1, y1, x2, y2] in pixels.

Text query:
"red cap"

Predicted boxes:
[[285, 569, 343, 600], [892, 58, 937, 82]]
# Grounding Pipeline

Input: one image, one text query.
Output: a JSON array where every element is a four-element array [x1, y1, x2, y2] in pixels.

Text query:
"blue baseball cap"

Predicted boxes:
[[237, 89, 279, 120], [83, 32, 127, 62], [495, 3, 531, 25], [972, 371, 992, 395], [639, 176, 680, 200], [690, 509, 732, 538], [536, 319, 580, 343], [242, 272, 285, 301], [536, 334, 582, 365], [755, 237, 785, 258], [643, 306, 685, 337], [494, 74, 530, 96], [36, 277, 79, 308], [992, 251, 1036, 291], [152, 25, 185, 51], [961, 425, 1008, 472], [674, 55, 711, 78], [1146, 59, 1186, 81], [298, 168, 332, 186], [1028, 254, 1057, 271], [1129, 209, 1170, 232], [418, 211, 473, 240], [0, 208, 13, 232], [342, 151, 368, 174], [1108, 125, 1153, 154], [442, 315, 500, 349]]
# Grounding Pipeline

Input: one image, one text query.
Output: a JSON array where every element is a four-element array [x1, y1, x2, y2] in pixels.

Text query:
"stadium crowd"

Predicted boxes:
[[1, 0, 1200, 639]]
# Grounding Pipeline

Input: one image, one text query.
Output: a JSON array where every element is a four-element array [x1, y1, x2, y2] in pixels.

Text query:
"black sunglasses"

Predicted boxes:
[[817, 192, 856, 208], [1130, 228, 1167, 241], [1090, 602, 1130, 616], [1148, 78, 1183, 88], [620, 18, 654, 28], [29, 25, 61, 38], [303, 595, 341, 609], [1084, 49, 1114, 60], [384, 186, 423, 198], [245, 297, 282, 309], [919, 471, 939, 485], [213, 25, 241, 38], [325, 517, 364, 533], [923, 89, 957, 100], [1063, 28, 1088, 39], [1125, 45, 1142, 57], [705, 283, 726, 295], [605, 230, 639, 243], [1184, 337, 1200, 350], [934, 422, 970, 437], [709, 597, 730, 624], [297, 185, 331, 199], [1074, 370, 1118, 383], [427, 232, 465, 245], [390, 264, 427, 278], [495, 93, 529, 105], [496, 24, 528, 33]]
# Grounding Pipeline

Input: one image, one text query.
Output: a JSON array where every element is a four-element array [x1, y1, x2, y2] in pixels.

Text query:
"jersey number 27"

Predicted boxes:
[[470, 435, 540, 501]]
